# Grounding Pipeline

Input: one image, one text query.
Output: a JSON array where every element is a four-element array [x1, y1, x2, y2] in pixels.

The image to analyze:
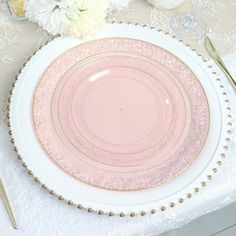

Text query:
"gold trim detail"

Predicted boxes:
[[179, 198, 184, 204], [161, 207, 166, 211], [151, 209, 156, 214], [195, 188, 200, 193], [130, 212, 135, 217], [98, 210, 104, 215], [140, 211, 146, 216], [109, 212, 114, 217], [7, 22, 233, 217]]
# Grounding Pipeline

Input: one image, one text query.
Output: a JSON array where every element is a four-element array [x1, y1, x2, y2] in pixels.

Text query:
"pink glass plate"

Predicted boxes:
[[33, 38, 209, 191]]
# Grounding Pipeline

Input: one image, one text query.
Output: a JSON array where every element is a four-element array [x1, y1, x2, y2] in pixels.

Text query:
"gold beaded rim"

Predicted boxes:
[[7, 22, 232, 217]]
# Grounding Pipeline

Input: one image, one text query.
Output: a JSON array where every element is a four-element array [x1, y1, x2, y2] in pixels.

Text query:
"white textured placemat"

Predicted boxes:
[[0, 53, 235, 236]]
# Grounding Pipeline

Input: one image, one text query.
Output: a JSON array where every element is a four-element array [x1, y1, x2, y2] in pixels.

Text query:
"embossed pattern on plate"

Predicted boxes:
[[33, 38, 209, 191]]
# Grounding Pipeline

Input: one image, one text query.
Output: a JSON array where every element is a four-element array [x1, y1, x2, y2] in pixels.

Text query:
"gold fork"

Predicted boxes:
[[204, 36, 236, 91], [0, 178, 17, 229]]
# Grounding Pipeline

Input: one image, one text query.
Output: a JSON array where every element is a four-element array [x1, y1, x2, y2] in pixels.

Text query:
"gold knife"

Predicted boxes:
[[0, 178, 17, 229], [204, 36, 236, 91]]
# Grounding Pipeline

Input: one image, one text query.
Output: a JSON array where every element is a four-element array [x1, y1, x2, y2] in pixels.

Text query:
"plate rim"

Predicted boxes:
[[32, 37, 209, 191]]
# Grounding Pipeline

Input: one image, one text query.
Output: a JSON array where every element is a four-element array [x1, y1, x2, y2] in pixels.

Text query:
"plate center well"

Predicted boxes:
[[71, 67, 172, 152]]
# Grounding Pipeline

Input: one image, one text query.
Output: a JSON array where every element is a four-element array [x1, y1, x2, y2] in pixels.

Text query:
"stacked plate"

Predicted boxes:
[[9, 23, 231, 215]]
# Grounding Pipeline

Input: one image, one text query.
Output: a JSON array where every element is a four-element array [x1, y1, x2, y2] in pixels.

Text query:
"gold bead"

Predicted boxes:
[[187, 193, 192, 198], [179, 198, 184, 203], [88, 208, 93, 213], [98, 210, 104, 215], [224, 146, 228, 150], [119, 212, 125, 217], [130, 212, 135, 217], [109, 212, 114, 217], [213, 168, 217, 173], [195, 188, 200, 193], [77, 204, 83, 209], [141, 211, 146, 216], [41, 184, 46, 189], [151, 209, 156, 214], [161, 206, 166, 211]]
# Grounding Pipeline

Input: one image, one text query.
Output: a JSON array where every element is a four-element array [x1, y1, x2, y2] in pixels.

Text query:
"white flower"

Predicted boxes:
[[24, 0, 74, 35], [24, 0, 109, 37], [69, 0, 109, 37]]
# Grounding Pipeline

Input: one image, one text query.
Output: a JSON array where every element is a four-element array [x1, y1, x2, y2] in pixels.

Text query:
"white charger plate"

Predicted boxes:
[[9, 23, 231, 215]]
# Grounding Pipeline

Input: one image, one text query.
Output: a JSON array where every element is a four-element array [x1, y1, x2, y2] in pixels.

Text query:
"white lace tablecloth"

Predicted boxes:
[[0, 0, 236, 235]]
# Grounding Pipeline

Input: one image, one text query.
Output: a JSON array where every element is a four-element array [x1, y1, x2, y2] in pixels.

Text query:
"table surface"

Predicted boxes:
[[0, 0, 236, 235]]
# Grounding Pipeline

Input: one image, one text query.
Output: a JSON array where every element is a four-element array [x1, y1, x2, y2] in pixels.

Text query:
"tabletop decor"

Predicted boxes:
[[205, 36, 236, 90], [24, 0, 109, 36], [8, 0, 133, 36], [1, 0, 236, 235], [8, 0, 25, 18], [8, 22, 232, 216], [32, 36, 209, 191]]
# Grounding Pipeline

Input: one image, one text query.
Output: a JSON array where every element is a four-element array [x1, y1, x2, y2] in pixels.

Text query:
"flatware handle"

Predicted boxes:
[[0, 178, 17, 229], [204, 36, 236, 91], [215, 59, 236, 90]]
